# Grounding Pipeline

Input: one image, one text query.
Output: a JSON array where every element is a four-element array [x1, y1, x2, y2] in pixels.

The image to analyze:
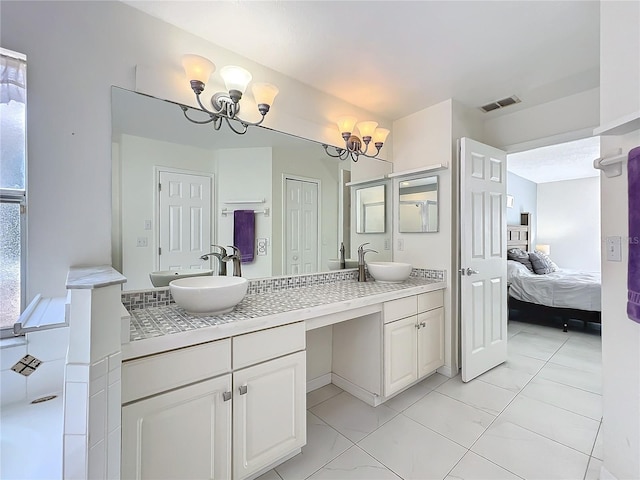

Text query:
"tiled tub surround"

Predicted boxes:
[[121, 269, 445, 360]]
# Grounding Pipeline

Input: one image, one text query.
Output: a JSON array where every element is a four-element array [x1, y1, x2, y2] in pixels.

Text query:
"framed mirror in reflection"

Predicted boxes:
[[355, 184, 386, 233], [398, 176, 439, 233], [111, 87, 391, 291]]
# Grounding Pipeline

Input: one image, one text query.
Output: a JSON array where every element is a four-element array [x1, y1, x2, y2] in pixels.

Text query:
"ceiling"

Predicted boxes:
[[507, 136, 601, 184], [123, 0, 600, 121]]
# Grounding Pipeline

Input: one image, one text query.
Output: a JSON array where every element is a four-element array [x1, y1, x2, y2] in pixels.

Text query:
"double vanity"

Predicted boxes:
[[119, 269, 445, 479]]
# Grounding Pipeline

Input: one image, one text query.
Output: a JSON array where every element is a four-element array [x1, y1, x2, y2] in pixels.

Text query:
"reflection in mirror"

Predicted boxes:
[[356, 184, 386, 233], [398, 176, 439, 233], [111, 87, 390, 290]]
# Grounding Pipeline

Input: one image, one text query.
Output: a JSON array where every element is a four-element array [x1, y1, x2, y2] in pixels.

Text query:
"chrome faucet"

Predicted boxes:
[[223, 245, 243, 277], [357, 242, 378, 282], [200, 245, 228, 276]]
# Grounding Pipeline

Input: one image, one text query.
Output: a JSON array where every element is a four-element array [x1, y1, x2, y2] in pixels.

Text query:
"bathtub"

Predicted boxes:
[[0, 395, 63, 480]]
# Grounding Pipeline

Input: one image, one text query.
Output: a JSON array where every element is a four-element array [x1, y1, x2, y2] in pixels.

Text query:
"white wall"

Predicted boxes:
[[536, 177, 600, 271], [116, 134, 216, 290], [392, 99, 456, 374], [599, 2, 640, 479], [272, 146, 341, 274], [215, 147, 273, 279], [506, 172, 537, 240], [483, 88, 599, 149], [0, 0, 390, 299]]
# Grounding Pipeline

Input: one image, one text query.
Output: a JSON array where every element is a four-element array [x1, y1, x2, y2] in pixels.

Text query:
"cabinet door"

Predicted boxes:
[[121, 375, 232, 480], [233, 351, 306, 480], [384, 315, 418, 397], [417, 307, 445, 378]]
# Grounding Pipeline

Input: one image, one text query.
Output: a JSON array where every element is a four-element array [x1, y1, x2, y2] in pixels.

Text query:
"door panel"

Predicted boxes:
[[417, 308, 445, 377], [121, 375, 231, 480], [159, 171, 212, 271], [285, 178, 319, 274], [460, 138, 508, 382], [384, 316, 418, 396], [233, 351, 306, 479]]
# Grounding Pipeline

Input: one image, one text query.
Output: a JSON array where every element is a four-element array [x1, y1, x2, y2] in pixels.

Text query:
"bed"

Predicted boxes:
[[506, 217, 601, 330]]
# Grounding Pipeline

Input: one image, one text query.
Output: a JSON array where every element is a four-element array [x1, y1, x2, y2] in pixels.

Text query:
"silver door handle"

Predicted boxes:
[[222, 391, 232, 402], [239, 385, 248, 395], [465, 268, 479, 276], [293, 256, 298, 260]]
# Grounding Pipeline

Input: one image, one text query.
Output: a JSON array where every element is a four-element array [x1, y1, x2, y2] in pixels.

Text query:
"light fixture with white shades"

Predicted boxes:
[[181, 54, 279, 135], [323, 115, 390, 162]]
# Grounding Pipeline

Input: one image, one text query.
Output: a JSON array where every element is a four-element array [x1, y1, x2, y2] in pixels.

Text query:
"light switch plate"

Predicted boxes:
[[606, 236, 622, 262]]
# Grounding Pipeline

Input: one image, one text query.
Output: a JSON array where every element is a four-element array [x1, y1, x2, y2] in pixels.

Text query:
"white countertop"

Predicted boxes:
[[122, 277, 445, 361]]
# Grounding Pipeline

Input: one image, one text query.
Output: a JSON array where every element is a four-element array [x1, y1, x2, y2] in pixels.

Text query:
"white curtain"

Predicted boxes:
[[1, 53, 26, 105]]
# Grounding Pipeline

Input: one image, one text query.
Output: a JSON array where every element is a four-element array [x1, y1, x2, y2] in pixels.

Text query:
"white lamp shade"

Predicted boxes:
[[373, 128, 390, 144], [182, 54, 216, 83], [220, 66, 252, 93], [252, 83, 279, 106], [336, 116, 358, 134], [356, 121, 378, 138], [536, 244, 550, 255]]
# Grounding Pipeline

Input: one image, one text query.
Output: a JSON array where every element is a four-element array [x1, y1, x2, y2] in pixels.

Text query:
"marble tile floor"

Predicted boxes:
[[259, 320, 603, 480]]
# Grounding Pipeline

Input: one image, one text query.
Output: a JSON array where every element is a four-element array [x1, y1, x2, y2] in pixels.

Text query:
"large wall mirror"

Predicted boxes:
[[355, 184, 386, 233], [111, 87, 391, 290], [398, 175, 439, 233]]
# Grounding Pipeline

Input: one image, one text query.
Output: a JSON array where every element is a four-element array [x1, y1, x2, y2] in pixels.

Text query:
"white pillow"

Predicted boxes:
[[507, 259, 534, 281]]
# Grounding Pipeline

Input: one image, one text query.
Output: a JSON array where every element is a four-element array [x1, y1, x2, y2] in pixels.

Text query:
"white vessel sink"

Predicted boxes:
[[327, 259, 358, 270], [366, 262, 413, 283], [169, 276, 248, 315], [149, 269, 213, 288]]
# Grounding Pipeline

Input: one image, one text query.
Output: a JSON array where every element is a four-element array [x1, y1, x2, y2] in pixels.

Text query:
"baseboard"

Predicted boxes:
[[600, 465, 618, 480], [437, 365, 455, 378], [331, 373, 381, 407], [306, 373, 332, 393]]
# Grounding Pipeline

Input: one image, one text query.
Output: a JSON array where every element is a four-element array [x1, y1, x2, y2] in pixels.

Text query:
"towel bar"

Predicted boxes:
[[593, 148, 627, 178], [223, 199, 266, 204], [221, 207, 270, 217]]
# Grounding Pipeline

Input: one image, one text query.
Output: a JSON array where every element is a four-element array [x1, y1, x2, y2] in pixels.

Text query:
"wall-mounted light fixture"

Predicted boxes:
[[181, 54, 279, 135], [323, 115, 390, 162]]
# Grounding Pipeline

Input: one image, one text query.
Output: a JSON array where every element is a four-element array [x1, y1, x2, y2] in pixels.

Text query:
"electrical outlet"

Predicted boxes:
[[398, 238, 404, 251], [257, 238, 268, 256], [136, 237, 148, 247], [606, 236, 622, 262], [384, 238, 390, 250]]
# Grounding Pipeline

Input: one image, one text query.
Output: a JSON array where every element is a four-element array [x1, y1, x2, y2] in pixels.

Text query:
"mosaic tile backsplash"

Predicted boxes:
[[121, 268, 444, 311]]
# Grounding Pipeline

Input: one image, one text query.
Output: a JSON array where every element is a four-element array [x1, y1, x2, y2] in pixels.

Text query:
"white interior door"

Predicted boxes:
[[460, 137, 508, 382], [285, 178, 319, 274], [158, 171, 212, 271]]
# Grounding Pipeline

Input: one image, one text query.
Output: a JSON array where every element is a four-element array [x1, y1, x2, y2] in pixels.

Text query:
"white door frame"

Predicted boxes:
[[281, 174, 322, 274], [155, 166, 215, 271]]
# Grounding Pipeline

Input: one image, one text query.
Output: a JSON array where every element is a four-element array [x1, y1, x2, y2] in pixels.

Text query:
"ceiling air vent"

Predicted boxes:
[[480, 95, 521, 113]]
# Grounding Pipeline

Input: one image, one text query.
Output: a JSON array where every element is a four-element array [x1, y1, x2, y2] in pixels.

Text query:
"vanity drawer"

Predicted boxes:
[[418, 290, 444, 313], [233, 322, 305, 370], [122, 338, 231, 403], [383, 296, 418, 324]]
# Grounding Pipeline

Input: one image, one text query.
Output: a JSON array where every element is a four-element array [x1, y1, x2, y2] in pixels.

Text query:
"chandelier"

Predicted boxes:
[[323, 116, 390, 162], [181, 54, 279, 135]]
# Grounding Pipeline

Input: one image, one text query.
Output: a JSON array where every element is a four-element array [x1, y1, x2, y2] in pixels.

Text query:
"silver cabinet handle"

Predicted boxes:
[[420, 321, 426, 328], [415, 323, 421, 329], [465, 268, 479, 276], [239, 385, 248, 395], [222, 391, 232, 402]]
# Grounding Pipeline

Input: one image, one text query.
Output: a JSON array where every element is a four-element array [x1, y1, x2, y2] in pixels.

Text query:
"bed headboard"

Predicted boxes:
[[507, 212, 532, 251]]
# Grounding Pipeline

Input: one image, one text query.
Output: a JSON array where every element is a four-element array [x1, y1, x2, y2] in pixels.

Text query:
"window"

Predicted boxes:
[[0, 48, 27, 336]]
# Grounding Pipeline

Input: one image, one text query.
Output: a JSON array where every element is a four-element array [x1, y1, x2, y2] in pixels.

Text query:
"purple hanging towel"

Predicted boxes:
[[233, 210, 255, 264], [628, 146, 640, 323]]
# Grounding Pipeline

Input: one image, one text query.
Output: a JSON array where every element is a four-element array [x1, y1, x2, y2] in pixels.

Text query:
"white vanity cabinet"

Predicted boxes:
[[383, 291, 444, 397], [121, 322, 306, 480]]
